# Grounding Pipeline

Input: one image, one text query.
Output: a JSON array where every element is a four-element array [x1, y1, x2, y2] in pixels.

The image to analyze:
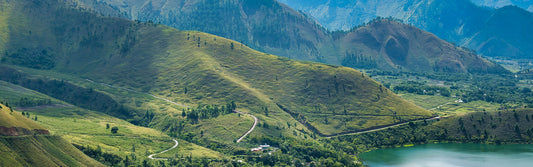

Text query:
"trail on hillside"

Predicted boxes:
[[326, 116, 441, 138], [429, 102, 453, 111], [148, 139, 179, 160], [85, 79, 191, 108], [234, 110, 258, 143], [86, 79, 258, 143]]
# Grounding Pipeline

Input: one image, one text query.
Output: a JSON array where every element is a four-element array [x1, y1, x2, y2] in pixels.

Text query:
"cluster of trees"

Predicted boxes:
[[342, 52, 378, 69], [13, 97, 52, 107], [0, 66, 138, 120], [393, 81, 451, 97], [182, 102, 236, 124], [73, 144, 123, 166]]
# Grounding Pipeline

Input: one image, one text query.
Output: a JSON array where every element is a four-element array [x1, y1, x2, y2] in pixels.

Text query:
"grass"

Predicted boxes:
[[398, 93, 501, 117], [0, 135, 104, 167], [0, 103, 44, 130], [155, 139, 222, 159], [0, 81, 222, 162], [0, 0, 432, 141]]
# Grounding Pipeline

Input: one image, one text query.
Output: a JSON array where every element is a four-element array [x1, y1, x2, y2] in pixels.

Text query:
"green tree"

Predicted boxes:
[[111, 126, 119, 134]]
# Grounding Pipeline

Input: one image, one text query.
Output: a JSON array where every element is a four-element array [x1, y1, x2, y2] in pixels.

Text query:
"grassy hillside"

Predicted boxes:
[[0, 103, 45, 131], [0, 103, 104, 167], [72, 0, 507, 73], [0, 135, 104, 167], [435, 108, 533, 142], [0, 0, 432, 137], [0, 80, 222, 164]]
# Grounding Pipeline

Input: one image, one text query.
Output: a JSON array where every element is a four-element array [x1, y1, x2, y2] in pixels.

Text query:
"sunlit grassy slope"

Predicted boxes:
[[0, 103, 104, 167], [0, 103, 44, 130], [0, 0, 431, 136], [0, 81, 222, 161]]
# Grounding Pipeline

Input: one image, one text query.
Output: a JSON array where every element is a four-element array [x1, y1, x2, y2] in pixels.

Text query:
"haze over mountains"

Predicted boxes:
[[72, 0, 507, 74], [278, 0, 533, 59], [471, 0, 533, 12]]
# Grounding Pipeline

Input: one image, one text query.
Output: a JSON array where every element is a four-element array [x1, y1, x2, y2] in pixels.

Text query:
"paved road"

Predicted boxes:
[[234, 110, 258, 143], [148, 139, 179, 160]]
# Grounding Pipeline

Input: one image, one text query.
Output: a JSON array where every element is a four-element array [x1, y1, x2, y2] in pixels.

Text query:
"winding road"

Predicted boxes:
[[148, 139, 179, 160], [85, 79, 259, 143], [234, 110, 258, 143]]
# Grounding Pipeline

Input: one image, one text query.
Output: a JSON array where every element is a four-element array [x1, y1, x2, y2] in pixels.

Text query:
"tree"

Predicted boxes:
[[230, 42, 234, 50], [106, 123, 110, 129], [111, 127, 119, 134]]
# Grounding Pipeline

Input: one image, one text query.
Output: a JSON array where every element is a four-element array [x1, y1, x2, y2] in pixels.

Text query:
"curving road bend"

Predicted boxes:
[[148, 139, 179, 160], [234, 110, 258, 143], [86, 79, 259, 144]]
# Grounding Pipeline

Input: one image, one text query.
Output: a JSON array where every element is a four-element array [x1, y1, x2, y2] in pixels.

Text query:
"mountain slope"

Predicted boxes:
[[279, 0, 533, 59], [0, 103, 104, 167], [71, 0, 507, 73], [0, 0, 431, 136], [336, 19, 507, 73]]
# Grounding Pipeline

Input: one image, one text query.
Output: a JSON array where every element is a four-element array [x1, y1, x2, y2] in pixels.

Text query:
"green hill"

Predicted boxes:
[[0, 103, 46, 135], [71, 0, 507, 73], [0, 103, 104, 167], [0, 0, 431, 137]]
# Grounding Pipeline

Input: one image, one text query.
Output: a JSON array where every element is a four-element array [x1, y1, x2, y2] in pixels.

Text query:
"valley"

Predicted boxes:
[[0, 0, 531, 166]]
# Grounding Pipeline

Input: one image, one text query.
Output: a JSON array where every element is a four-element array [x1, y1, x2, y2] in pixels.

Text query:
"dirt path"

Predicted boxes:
[[86, 79, 190, 108], [326, 116, 440, 138], [148, 139, 179, 160], [234, 110, 258, 143], [86, 79, 258, 143], [429, 102, 453, 111]]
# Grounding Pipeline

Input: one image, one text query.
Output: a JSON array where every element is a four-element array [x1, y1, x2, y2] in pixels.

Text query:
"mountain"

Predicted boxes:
[[278, 0, 533, 59], [73, 0, 331, 63], [0, 103, 104, 167], [70, 0, 506, 74], [470, 0, 533, 12], [0, 0, 432, 137], [335, 19, 506, 73]]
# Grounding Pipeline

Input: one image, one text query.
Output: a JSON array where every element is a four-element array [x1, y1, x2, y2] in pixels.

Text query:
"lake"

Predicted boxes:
[[359, 143, 533, 167]]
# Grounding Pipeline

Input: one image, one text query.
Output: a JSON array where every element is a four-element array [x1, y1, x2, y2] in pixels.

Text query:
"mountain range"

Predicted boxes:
[[278, 0, 533, 59], [71, 0, 507, 73]]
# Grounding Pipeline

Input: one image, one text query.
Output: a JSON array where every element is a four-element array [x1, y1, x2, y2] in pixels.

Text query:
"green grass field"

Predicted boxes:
[[0, 81, 222, 162]]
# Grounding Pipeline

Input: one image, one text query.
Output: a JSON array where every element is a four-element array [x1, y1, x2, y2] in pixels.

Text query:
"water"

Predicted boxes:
[[359, 143, 533, 167]]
